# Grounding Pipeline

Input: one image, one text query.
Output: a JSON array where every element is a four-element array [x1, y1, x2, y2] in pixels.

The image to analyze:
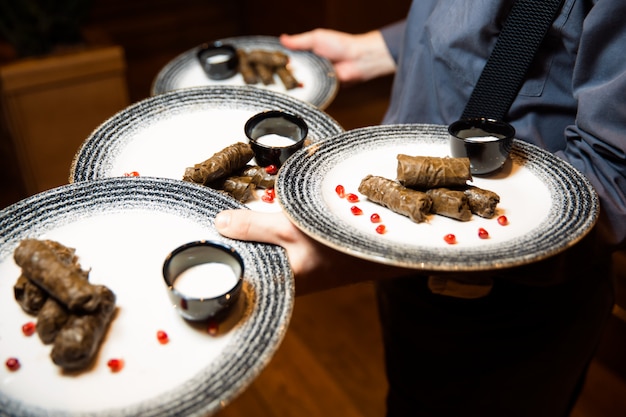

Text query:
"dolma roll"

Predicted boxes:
[[426, 188, 472, 221], [239, 165, 276, 189], [397, 155, 472, 189], [358, 175, 432, 223], [220, 176, 257, 202], [464, 185, 500, 218], [253, 62, 275, 85], [13, 274, 47, 314], [247, 50, 289, 67], [183, 142, 255, 185], [237, 50, 258, 84], [14, 239, 101, 313], [36, 297, 70, 344], [51, 285, 116, 371], [276, 66, 300, 90]]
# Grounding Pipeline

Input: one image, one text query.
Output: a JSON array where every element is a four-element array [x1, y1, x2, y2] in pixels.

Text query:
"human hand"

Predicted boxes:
[[280, 29, 396, 84], [215, 209, 415, 295]]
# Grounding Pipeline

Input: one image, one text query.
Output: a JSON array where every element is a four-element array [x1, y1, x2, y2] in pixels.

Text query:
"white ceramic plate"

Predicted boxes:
[[0, 177, 294, 417], [151, 35, 338, 109], [276, 124, 599, 271], [70, 85, 343, 212]]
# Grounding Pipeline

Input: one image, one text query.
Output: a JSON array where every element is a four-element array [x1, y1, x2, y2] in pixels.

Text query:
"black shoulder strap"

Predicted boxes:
[[461, 0, 565, 121]]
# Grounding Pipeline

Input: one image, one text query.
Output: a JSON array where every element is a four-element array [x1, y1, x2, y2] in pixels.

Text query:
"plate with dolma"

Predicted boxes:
[[0, 177, 294, 417], [152, 35, 339, 109], [276, 124, 599, 271], [70, 85, 343, 212]]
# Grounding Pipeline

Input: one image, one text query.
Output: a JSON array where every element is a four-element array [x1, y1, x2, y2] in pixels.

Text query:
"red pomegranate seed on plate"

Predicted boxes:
[[265, 165, 278, 175], [5, 357, 20, 371], [346, 193, 359, 203], [335, 185, 345, 198], [350, 206, 363, 215], [444, 234, 457, 244], [262, 188, 275, 203], [375, 224, 386, 234], [107, 358, 124, 372], [156, 330, 169, 344], [370, 213, 381, 223], [497, 215, 509, 226], [22, 321, 36, 336], [478, 228, 490, 239]]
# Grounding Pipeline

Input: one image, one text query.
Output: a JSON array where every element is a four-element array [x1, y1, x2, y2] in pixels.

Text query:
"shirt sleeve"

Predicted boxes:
[[380, 19, 407, 63], [556, 1, 626, 249]]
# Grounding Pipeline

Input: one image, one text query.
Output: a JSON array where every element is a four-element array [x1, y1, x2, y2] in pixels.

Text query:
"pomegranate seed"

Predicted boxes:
[[207, 320, 219, 336], [497, 215, 509, 226], [375, 224, 386, 234], [478, 228, 490, 239], [444, 234, 457, 245], [262, 188, 275, 203], [346, 193, 359, 203], [22, 321, 36, 336], [107, 358, 124, 372], [370, 213, 381, 223], [335, 185, 345, 198], [265, 165, 278, 175], [5, 357, 20, 371], [156, 330, 169, 344], [124, 171, 140, 177], [350, 206, 363, 215]]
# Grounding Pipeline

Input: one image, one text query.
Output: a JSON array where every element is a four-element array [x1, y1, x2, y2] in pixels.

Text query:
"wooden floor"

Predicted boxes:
[[1, 2, 626, 415]]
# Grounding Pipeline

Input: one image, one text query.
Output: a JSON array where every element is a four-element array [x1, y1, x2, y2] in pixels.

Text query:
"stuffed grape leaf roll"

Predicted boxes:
[[219, 176, 257, 202], [464, 185, 500, 218], [426, 188, 472, 221], [237, 50, 258, 84], [51, 285, 116, 371], [397, 155, 472, 189], [276, 66, 300, 90], [36, 297, 70, 344], [358, 175, 432, 223], [14, 239, 101, 313], [246, 50, 290, 67], [238, 165, 276, 189], [183, 142, 255, 185], [14, 274, 47, 314]]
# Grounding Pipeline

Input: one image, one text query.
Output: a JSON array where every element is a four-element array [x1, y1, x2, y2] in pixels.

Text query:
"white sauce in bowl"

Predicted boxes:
[[174, 263, 239, 298], [206, 54, 231, 64], [256, 134, 298, 147]]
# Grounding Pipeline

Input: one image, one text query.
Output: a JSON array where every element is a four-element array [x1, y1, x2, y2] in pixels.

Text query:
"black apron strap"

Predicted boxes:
[[461, 0, 565, 121]]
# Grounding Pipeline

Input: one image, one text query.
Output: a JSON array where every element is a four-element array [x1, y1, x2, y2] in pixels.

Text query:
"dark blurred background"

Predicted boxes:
[[1, 2, 625, 416], [0, 0, 412, 206]]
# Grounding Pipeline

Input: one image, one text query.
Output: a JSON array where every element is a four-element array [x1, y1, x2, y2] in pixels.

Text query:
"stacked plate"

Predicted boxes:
[[275, 124, 600, 272], [152, 35, 339, 109], [0, 178, 293, 417]]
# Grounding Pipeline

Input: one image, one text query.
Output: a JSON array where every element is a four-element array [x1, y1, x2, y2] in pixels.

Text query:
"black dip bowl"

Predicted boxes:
[[449, 118, 515, 175], [163, 240, 244, 321], [244, 110, 309, 168], [197, 42, 239, 80]]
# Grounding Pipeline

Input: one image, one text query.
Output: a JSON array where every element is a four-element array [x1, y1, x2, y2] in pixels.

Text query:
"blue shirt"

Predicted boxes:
[[380, 0, 626, 249]]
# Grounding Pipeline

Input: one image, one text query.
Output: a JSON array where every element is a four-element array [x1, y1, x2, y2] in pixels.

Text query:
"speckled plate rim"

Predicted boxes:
[[0, 177, 294, 417], [69, 85, 343, 185], [276, 123, 600, 272], [151, 35, 339, 109]]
